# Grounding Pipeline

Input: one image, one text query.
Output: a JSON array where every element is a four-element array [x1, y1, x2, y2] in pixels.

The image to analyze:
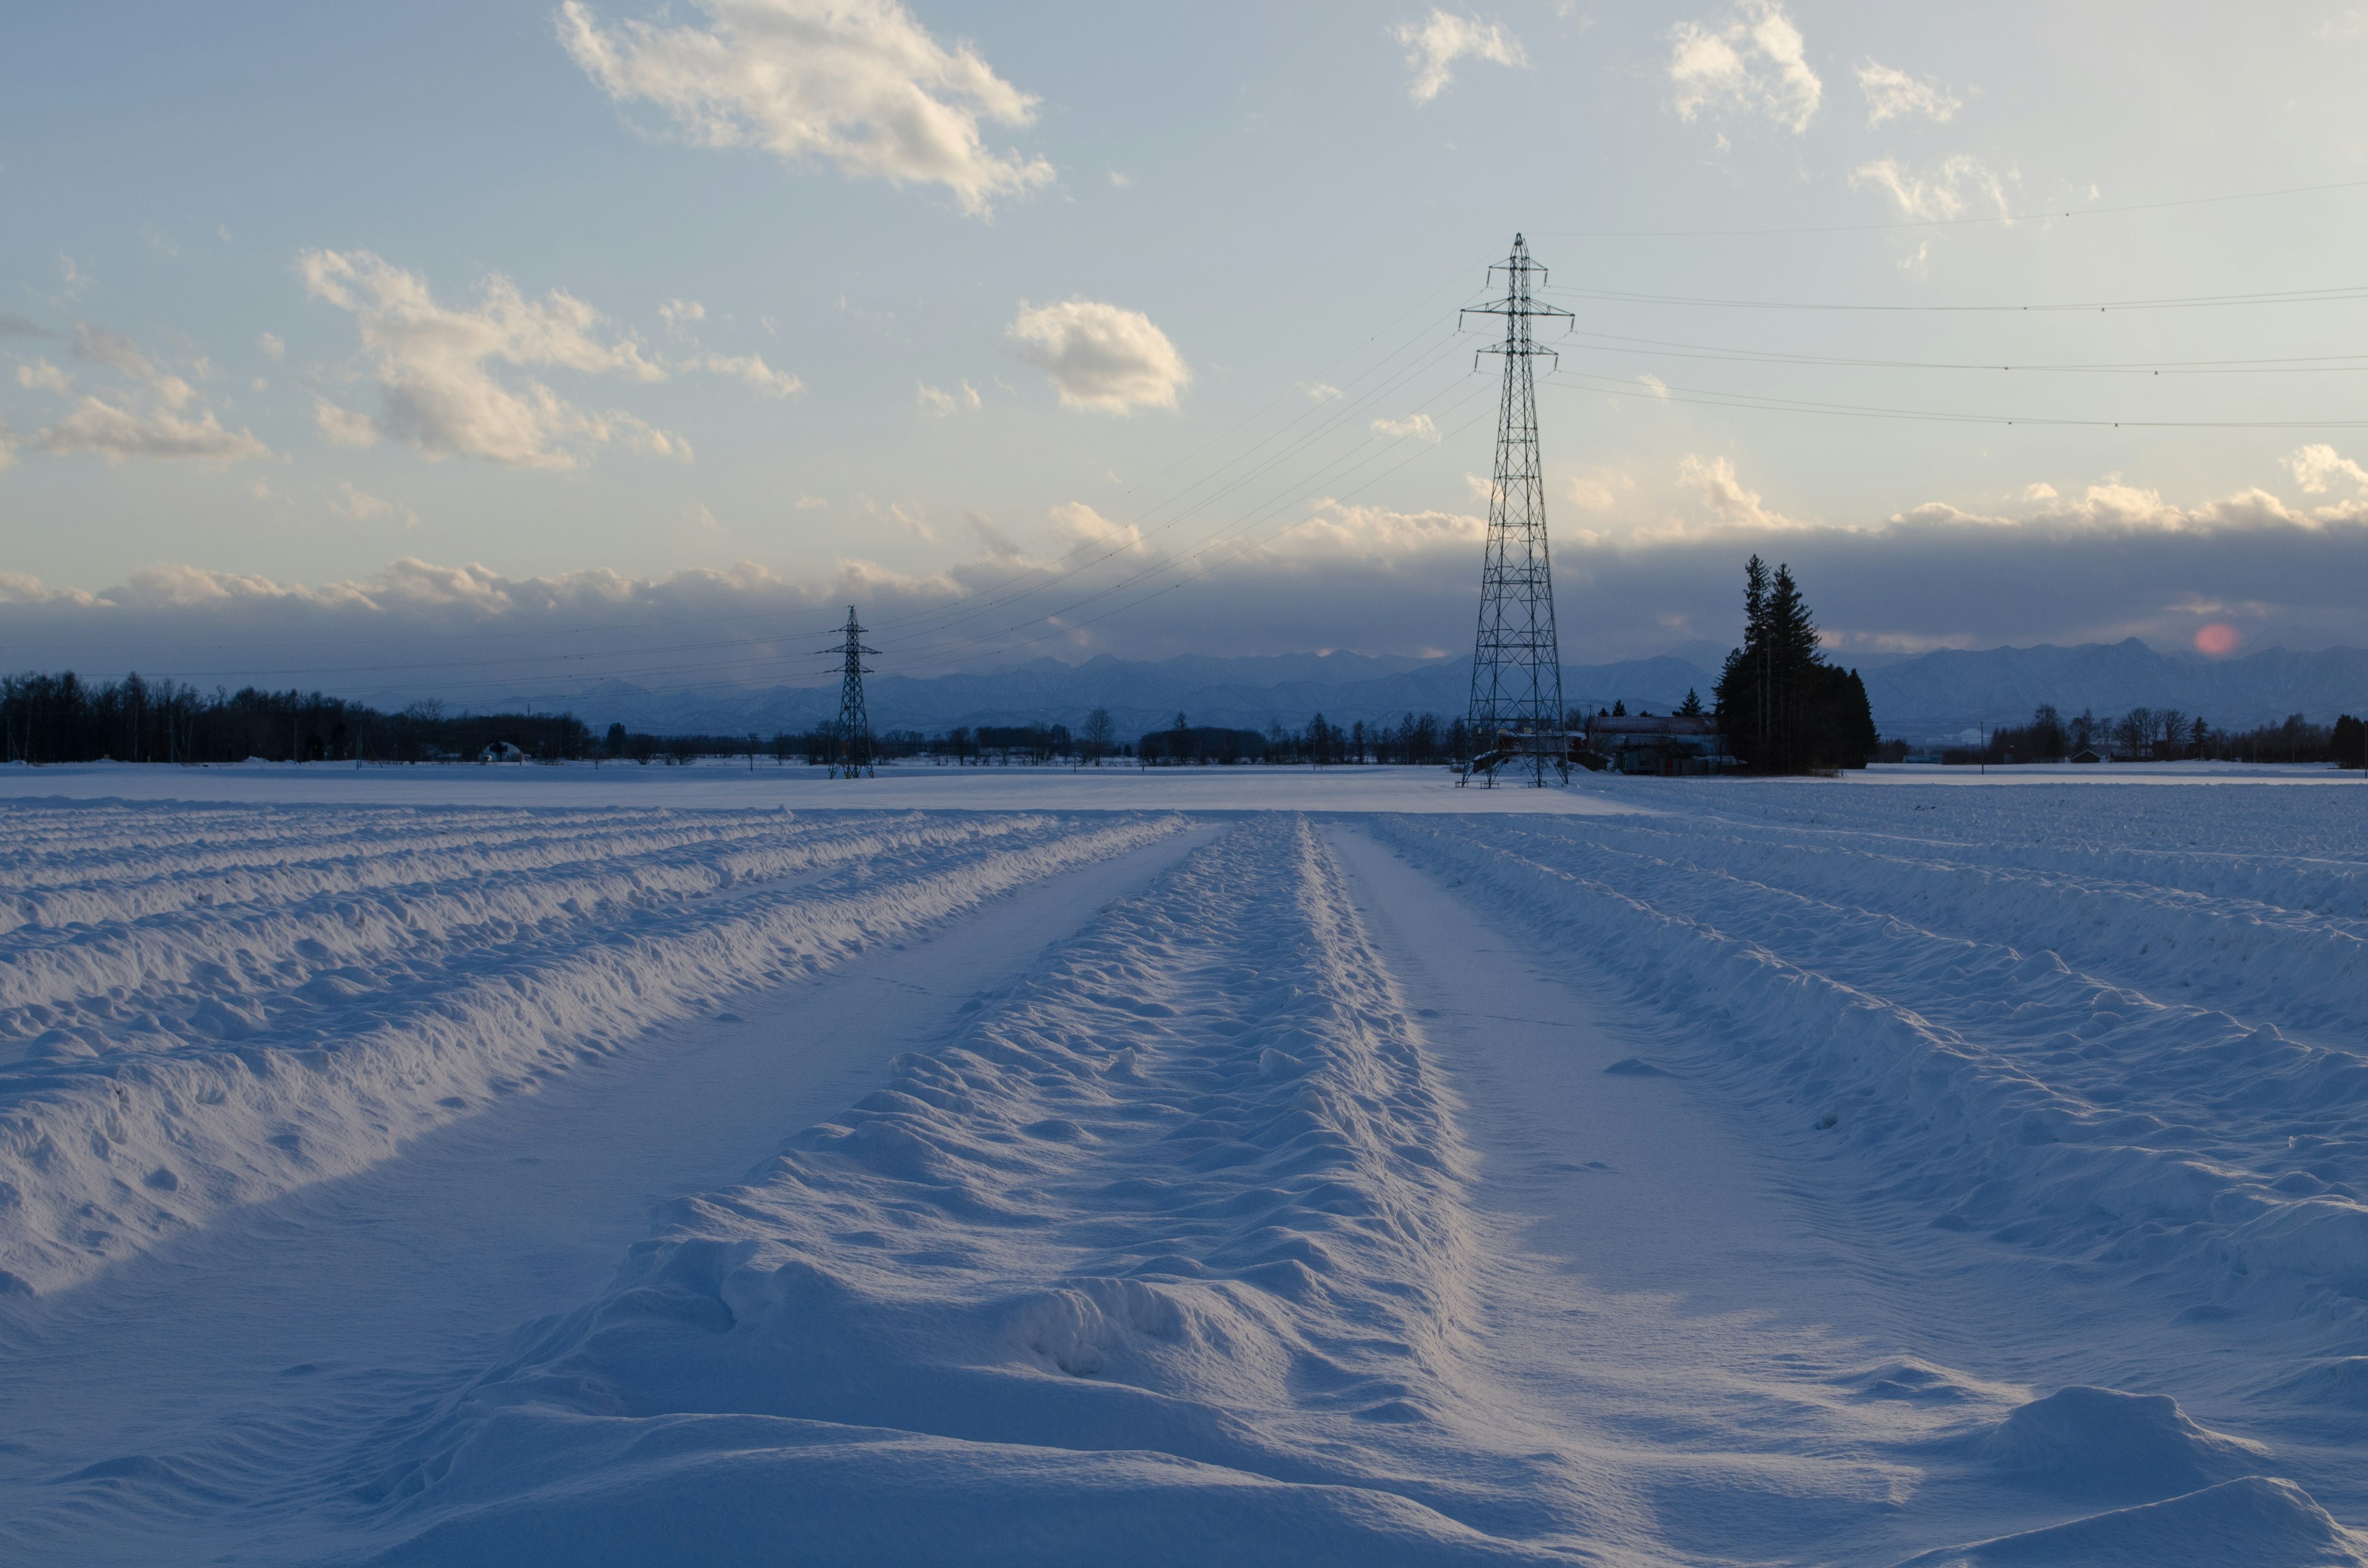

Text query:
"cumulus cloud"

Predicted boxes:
[[300, 248, 688, 468], [1268, 501, 1484, 560], [258, 332, 286, 361], [659, 297, 706, 330], [558, 0, 1054, 216], [315, 399, 379, 448], [1857, 60, 1960, 125], [1668, 0, 1820, 134], [916, 379, 982, 416], [329, 481, 419, 528], [14, 322, 271, 464], [1849, 154, 2011, 220], [1674, 453, 1807, 534], [691, 351, 802, 397], [17, 358, 72, 395], [1006, 300, 1189, 414], [1389, 10, 1527, 104], [1371, 412, 1441, 441], [2290, 443, 2368, 494], [38, 399, 273, 464]]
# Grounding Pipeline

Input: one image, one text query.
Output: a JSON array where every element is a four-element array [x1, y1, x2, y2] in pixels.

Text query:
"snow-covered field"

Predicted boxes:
[[2, 766, 2365, 1565]]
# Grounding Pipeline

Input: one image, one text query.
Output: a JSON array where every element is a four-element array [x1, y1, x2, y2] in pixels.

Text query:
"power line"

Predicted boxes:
[[1532, 174, 2368, 239], [1555, 327, 2368, 376], [1537, 281, 2368, 314], [1544, 367, 2368, 427]]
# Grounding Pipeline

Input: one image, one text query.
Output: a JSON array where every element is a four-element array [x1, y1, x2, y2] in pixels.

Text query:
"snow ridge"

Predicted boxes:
[[1370, 811, 2368, 1316], [348, 817, 1574, 1565], [0, 806, 1186, 1297]]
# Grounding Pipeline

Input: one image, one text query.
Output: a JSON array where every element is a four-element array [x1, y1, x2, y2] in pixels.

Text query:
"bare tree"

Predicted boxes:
[[1081, 707, 1116, 766]]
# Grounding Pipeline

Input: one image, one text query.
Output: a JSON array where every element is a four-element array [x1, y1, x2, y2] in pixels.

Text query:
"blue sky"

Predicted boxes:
[[5, 1, 2368, 700]]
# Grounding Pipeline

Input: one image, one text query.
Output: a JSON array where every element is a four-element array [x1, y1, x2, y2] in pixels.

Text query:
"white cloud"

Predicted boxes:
[[1267, 501, 1484, 560], [558, 0, 1054, 217], [1371, 411, 1441, 441], [0, 427, 14, 472], [1047, 500, 1146, 554], [15, 323, 269, 465], [2290, 443, 2368, 494], [1638, 372, 1670, 400], [693, 351, 802, 397], [916, 379, 982, 416], [315, 399, 379, 448], [1668, 0, 1820, 134], [56, 254, 89, 300], [1565, 467, 1638, 511], [330, 481, 419, 528], [1389, 10, 1527, 104], [2023, 482, 2058, 501], [1305, 382, 1343, 403], [1108, 169, 1131, 188], [38, 398, 272, 464], [16, 358, 72, 395], [1857, 60, 1960, 126], [659, 297, 706, 330], [1006, 300, 1189, 414], [794, 494, 829, 509], [258, 332, 286, 361], [1675, 453, 1807, 533], [1849, 154, 2011, 220], [301, 248, 687, 469]]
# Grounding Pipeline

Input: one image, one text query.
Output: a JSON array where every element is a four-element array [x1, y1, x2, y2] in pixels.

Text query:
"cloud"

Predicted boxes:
[[1674, 453, 1807, 533], [17, 358, 72, 395], [329, 481, 419, 527], [794, 494, 829, 509], [1267, 501, 1484, 560], [314, 399, 379, 448], [1108, 169, 1131, 188], [1046, 500, 1146, 554], [56, 255, 90, 299], [1857, 60, 1960, 125], [1371, 412, 1441, 441], [692, 351, 802, 397], [659, 297, 706, 330], [557, 0, 1054, 217], [1849, 154, 2011, 220], [15, 323, 269, 464], [2290, 443, 2368, 494], [1668, 0, 1820, 134], [0, 313, 54, 339], [916, 379, 982, 416], [300, 248, 687, 468], [258, 332, 286, 361], [2023, 482, 2058, 501], [1389, 10, 1527, 104], [1305, 382, 1343, 403], [1006, 300, 1189, 413], [37, 398, 273, 464]]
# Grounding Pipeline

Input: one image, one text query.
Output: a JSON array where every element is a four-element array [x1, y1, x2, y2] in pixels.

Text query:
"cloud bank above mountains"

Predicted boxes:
[[9, 464, 2368, 705]]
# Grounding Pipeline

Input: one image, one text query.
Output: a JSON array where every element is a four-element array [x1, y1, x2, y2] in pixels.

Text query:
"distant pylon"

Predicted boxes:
[[828, 605, 877, 779], [1462, 233, 1571, 787]]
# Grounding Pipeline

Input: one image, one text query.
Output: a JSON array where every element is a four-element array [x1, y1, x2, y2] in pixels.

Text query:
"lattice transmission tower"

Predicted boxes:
[[1462, 234, 1572, 787], [827, 605, 877, 779]]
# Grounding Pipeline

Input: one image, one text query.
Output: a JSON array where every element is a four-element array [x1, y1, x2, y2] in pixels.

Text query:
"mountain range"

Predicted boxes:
[[508, 640, 2368, 743]]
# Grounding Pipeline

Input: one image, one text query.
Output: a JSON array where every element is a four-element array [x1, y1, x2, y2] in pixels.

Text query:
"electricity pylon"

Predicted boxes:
[[1462, 234, 1571, 787], [828, 605, 877, 779]]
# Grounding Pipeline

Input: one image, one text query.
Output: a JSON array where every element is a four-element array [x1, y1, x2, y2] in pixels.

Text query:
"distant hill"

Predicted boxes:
[[1860, 639, 2368, 739], [493, 640, 2368, 742]]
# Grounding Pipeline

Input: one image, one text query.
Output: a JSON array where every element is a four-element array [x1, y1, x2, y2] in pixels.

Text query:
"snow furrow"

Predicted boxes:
[[340, 816, 1584, 1564], [1371, 815, 2368, 1319], [0, 809, 1188, 1298]]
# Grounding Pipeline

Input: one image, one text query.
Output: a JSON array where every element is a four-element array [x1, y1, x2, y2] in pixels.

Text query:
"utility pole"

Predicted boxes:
[[827, 606, 878, 780], [1463, 234, 1571, 787]]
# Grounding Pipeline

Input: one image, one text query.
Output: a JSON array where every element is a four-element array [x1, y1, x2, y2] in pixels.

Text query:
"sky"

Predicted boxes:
[[4, 0, 2368, 705]]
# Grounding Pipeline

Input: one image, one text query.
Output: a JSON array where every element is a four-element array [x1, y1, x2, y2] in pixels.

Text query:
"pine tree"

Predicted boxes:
[[1678, 688, 1702, 717]]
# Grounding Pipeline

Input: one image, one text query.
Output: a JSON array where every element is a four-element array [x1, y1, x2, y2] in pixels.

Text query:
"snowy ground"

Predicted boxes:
[[2, 767, 2365, 1565]]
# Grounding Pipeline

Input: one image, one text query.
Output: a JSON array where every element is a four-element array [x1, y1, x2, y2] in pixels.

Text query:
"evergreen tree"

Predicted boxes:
[[1712, 557, 1875, 771], [1678, 688, 1703, 717]]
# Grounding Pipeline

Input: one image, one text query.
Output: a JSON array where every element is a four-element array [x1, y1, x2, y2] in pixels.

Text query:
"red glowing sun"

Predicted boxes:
[[2194, 623, 2242, 657]]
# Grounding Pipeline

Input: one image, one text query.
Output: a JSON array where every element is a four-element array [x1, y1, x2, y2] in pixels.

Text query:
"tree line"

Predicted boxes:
[[1953, 705, 2367, 768], [1, 671, 589, 765]]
